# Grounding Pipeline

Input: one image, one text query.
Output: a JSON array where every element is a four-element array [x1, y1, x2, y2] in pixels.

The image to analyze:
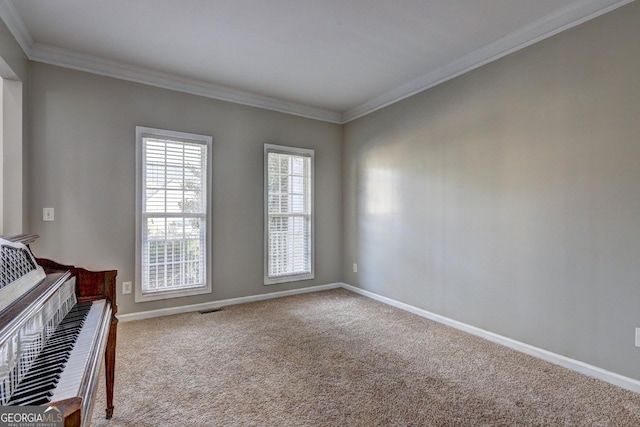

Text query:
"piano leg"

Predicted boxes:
[[105, 316, 118, 419]]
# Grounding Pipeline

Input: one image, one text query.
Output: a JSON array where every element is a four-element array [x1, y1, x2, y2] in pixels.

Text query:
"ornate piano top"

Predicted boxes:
[[0, 237, 46, 313]]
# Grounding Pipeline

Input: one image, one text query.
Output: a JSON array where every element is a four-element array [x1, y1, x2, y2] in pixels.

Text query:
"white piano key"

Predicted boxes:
[[49, 300, 105, 402]]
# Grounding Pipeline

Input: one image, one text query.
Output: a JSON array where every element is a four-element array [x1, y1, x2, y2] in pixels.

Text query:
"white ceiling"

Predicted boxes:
[[0, 0, 633, 123]]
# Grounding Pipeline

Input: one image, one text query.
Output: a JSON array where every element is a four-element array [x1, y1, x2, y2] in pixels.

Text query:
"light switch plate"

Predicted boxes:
[[43, 207, 54, 221]]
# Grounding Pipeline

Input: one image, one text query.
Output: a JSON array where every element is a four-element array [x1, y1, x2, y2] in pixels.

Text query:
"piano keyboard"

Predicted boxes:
[[6, 301, 93, 405], [51, 300, 106, 402]]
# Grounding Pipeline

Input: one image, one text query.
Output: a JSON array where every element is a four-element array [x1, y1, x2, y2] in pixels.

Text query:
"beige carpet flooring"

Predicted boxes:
[[90, 289, 640, 426]]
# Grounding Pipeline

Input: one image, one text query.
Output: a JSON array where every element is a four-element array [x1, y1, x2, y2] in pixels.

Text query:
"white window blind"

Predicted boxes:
[[264, 144, 314, 284], [136, 127, 212, 301]]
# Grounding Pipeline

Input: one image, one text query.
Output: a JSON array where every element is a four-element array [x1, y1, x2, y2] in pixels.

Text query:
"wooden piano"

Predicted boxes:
[[0, 234, 117, 426]]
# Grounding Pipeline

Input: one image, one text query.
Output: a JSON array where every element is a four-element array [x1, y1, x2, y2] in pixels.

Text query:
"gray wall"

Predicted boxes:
[[343, 2, 640, 380], [28, 63, 343, 315]]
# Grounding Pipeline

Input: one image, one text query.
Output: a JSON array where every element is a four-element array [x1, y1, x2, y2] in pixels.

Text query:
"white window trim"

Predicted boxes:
[[0, 73, 24, 235], [135, 126, 213, 302], [264, 143, 315, 285]]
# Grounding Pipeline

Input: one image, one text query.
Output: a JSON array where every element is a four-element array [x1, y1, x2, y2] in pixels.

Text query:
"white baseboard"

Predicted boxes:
[[340, 282, 640, 394], [117, 282, 342, 323], [117, 280, 640, 394]]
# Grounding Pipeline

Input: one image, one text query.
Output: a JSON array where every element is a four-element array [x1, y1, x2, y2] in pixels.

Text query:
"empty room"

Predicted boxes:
[[1, 0, 639, 425]]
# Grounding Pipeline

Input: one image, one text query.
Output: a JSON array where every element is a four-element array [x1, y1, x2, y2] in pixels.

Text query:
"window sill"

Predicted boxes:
[[264, 273, 314, 285], [134, 284, 211, 302]]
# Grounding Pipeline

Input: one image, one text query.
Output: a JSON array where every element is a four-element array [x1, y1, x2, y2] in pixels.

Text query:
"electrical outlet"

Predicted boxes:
[[123, 281, 132, 294], [636, 328, 640, 348], [353, 263, 358, 273], [43, 207, 54, 222]]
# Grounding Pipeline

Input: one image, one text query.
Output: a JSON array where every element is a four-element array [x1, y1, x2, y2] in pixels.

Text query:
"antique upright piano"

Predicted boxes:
[[0, 234, 117, 426]]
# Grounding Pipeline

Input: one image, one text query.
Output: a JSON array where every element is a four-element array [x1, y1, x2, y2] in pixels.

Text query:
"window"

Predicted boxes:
[[135, 127, 212, 302], [264, 144, 314, 284]]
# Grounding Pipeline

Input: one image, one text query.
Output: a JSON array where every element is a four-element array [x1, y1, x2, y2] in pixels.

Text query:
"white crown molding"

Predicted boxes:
[[0, 0, 341, 124], [341, 0, 635, 123], [29, 43, 343, 124], [0, 0, 33, 56], [0, 0, 634, 124]]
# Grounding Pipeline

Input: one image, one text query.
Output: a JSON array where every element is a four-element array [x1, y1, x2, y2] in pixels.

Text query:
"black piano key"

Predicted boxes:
[[47, 323, 83, 336], [39, 328, 82, 346], [23, 352, 70, 373], [8, 361, 65, 402], [9, 376, 61, 403], [21, 350, 73, 374], [29, 396, 53, 406], [9, 382, 57, 402], [29, 349, 70, 364], [10, 384, 53, 405], [14, 366, 63, 389], [38, 336, 78, 350], [57, 316, 87, 328], [20, 347, 71, 375], [13, 362, 65, 391], [19, 364, 64, 381], [10, 390, 54, 406], [38, 339, 78, 357], [50, 317, 86, 333]]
